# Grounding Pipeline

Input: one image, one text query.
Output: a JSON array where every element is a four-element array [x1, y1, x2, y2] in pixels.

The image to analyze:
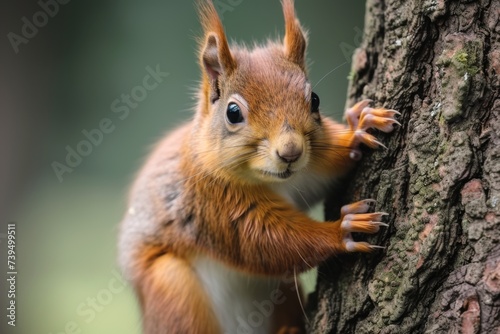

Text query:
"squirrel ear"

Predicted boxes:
[[198, 1, 235, 100], [282, 0, 307, 69], [201, 33, 234, 82]]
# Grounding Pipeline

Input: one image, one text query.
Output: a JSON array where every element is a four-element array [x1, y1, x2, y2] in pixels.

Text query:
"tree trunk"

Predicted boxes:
[[307, 0, 500, 333]]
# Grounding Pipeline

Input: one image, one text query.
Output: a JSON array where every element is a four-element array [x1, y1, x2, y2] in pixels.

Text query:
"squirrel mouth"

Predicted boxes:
[[259, 169, 293, 179]]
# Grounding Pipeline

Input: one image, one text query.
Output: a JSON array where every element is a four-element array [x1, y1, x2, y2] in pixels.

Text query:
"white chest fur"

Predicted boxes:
[[193, 255, 285, 334]]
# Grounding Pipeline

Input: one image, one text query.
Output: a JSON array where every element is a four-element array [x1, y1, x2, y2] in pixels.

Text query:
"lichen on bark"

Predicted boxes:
[[307, 0, 500, 333]]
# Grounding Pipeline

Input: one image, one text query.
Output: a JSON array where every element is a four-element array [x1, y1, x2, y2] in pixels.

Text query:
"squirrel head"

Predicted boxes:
[[194, 0, 324, 184]]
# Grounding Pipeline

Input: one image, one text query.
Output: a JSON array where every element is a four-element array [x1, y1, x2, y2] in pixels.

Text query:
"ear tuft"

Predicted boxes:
[[197, 0, 235, 102], [282, 0, 307, 69]]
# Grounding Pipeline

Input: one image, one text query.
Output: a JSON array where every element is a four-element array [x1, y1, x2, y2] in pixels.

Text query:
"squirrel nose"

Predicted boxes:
[[277, 144, 303, 163]]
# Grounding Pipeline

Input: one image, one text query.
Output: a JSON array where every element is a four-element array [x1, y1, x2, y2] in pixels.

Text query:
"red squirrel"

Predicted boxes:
[[118, 1, 399, 333]]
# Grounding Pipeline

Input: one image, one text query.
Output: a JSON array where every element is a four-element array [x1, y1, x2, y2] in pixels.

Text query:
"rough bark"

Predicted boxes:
[[307, 0, 500, 333]]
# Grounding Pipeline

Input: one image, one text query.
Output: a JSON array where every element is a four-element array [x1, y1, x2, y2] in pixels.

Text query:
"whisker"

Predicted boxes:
[[313, 62, 348, 89], [291, 184, 312, 211], [294, 267, 310, 324]]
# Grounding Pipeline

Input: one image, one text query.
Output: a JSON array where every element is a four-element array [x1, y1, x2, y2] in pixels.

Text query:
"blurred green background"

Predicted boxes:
[[1, 1, 364, 333]]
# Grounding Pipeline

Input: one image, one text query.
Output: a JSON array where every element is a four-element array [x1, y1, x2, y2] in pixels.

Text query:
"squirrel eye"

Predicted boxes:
[[226, 103, 244, 124], [311, 92, 320, 113]]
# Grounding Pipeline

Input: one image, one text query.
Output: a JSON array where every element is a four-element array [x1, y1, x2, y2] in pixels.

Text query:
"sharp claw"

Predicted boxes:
[[374, 140, 388, 150], [385, 109, 401, 115], [345, 241, 375, 252], [369, 245, 386, 250], [362, 199, 377, 204]]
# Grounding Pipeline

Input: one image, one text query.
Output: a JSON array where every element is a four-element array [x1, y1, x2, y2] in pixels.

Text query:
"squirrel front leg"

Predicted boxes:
[[194, 186, 386, 275], [311, 100, 400, 176]]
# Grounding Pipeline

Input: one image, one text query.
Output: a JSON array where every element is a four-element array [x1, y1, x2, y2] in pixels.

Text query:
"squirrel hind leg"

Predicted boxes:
[[137, 253, 220, 334]]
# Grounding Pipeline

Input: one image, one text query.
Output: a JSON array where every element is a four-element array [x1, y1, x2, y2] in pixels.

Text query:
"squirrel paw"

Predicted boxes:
[[345, 99, 400, 160], [337, 199, 388, 252]]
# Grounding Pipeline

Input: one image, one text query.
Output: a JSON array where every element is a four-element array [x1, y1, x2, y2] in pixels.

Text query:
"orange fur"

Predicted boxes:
[[118, 1, 394, 333], [139, 253, 221, 334], [282, 0, 307, 68]]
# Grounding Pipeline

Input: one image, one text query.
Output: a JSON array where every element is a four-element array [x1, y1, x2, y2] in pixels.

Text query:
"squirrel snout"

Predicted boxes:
[[277, 143, 303, 163]]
